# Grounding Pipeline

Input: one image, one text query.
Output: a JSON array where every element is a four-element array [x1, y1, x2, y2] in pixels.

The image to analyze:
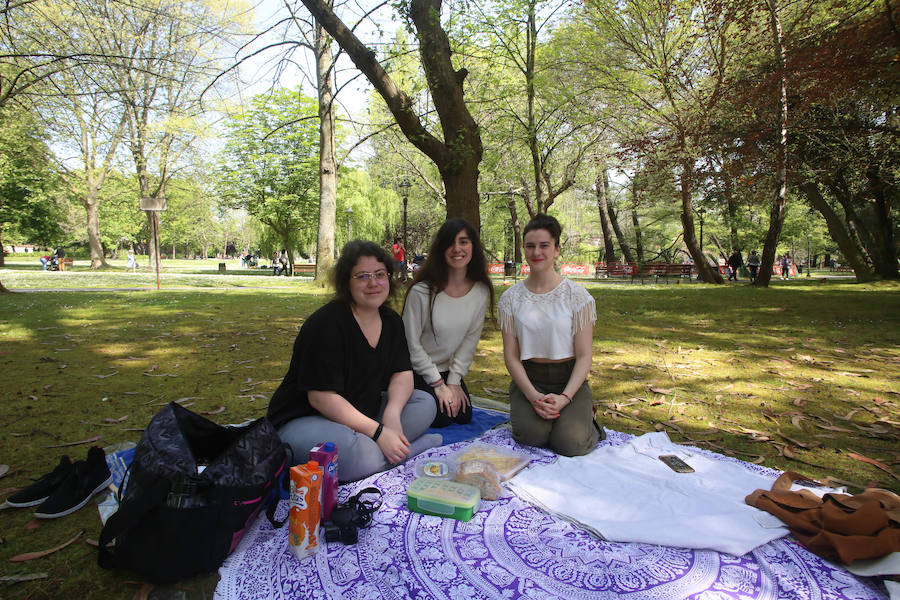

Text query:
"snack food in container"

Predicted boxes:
[[447, 442, 531, 481]]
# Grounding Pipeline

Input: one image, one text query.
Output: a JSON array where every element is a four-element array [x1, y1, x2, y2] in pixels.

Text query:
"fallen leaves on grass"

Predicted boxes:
[[0, 464, 8, 478], [94, 371, 119, 379], [776, 429, 821, 450], [8, 529, 84, 562], [200, 406, 226, 415], [0, 573, 49, 583], [45, 435, 101, 448], [24, 520, 40, 531], [846, 452, 900, 481], [648, 386, 674, 395]]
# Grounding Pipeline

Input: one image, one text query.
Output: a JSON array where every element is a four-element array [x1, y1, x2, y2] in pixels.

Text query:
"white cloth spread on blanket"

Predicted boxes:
[[507, 431, 789, 556]]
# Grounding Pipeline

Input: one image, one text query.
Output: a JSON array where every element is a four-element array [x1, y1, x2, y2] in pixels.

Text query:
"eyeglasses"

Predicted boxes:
[[351, 270, 388, 282]]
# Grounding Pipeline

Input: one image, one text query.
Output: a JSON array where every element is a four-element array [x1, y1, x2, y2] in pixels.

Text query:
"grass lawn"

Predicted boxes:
[[0, 265, 898, 599]]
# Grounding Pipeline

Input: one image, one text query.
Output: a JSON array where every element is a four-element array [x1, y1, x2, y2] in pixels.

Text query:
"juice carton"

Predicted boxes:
[[289, 461, 323, 560], [310, 442, 338, 521]]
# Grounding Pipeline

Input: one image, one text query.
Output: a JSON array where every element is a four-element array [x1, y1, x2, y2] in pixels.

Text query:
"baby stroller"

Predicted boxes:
[[47, 256, 61, 271]]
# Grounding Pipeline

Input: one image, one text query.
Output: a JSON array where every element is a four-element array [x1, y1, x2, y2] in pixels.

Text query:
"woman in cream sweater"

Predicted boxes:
[[402, 219, 494, 427]]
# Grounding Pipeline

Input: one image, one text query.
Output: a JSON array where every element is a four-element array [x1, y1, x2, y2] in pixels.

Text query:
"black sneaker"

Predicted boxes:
[[6, 455, 74, 508], [34, 446, 111, 519]]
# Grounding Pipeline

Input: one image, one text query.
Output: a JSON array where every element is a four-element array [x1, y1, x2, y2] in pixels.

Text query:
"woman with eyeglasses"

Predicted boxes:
[[402, 219, 494, 427], [267, 240, 440, 482], [498, 214, 603, 457]]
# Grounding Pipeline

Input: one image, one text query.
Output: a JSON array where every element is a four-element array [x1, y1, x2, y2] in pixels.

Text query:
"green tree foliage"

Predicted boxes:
[[217, 89, 320, 268], [0, 106, 62, 264]]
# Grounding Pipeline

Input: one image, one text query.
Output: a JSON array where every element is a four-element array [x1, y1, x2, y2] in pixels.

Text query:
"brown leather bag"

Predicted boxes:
[[746, 471, 900, 564]]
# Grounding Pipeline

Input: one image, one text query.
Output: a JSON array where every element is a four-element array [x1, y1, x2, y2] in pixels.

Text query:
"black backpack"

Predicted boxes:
[[98, 402, 290, 583]]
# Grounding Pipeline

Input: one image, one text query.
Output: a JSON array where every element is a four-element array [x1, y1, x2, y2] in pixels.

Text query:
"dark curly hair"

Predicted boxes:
[[523, 213, 562, 247], [332, 240, 397, 305]]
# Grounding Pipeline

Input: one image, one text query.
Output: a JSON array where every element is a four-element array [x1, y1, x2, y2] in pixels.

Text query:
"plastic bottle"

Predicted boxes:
[[289, 460, 323, 560], [310, 442, 338, 521]]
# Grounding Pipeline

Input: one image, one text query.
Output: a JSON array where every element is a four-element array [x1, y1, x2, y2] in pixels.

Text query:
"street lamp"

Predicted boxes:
[[345, 206, 353, 242], [398, 179, 411, 255]]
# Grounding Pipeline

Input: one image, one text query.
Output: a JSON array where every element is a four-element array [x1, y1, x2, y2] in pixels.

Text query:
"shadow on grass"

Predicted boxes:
[[0, 281, 897, 599]]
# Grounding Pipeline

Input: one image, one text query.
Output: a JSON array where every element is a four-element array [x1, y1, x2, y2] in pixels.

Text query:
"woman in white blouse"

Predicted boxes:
[[498, 214, 602, 456], [403, 219, 493, 427]]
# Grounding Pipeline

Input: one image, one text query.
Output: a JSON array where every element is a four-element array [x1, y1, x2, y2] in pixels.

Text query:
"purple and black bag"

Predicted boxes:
[[98, 402, 289, 583]]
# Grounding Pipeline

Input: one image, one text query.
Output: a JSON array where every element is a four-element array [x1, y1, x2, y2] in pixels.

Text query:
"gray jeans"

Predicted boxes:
[[277, 389, 437, 483], [509, 360, 599, 457]]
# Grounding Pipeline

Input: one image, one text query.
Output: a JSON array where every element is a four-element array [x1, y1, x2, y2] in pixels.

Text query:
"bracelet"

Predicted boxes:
[[429, 378, 445, 389], [371, 423, 384, 442], [560, 392, 571, 401]]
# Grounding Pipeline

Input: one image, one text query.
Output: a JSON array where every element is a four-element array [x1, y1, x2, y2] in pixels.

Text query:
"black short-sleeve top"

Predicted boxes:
[[267, 300, 412, 429]]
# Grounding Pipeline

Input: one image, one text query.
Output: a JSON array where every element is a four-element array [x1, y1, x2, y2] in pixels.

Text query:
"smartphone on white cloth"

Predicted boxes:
[[659, 455, 695, 473]]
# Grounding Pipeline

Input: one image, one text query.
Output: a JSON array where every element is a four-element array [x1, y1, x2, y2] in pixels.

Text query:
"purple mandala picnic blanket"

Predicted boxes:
[[215, 429, 889, 600]]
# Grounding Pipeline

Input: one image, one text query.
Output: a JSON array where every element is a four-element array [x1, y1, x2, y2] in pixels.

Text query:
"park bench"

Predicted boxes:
[[833, 265, 853, 272], [58, 257, 74, 271], [594, 263, 637, 279], [292, 263, 316, 276], [637, 262, 692, 281]]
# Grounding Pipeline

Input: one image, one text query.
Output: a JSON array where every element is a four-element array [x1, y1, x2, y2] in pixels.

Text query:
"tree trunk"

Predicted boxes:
[[631, 210, 644, 265], [681, 159, 722, 283], [84, 191, 109, 268], [608, 204, 635, 264], [298, 0, 483, 229], [146, 211, 161, 271], [758, 0, 788, 287], [631, 179, 645, 263], [0, 228, 5, 267], [596, 172, 616, 263], [507, 197, 522, 264], [865, 166, 898, 279], [726, 189, 739, 253], [801, 182, 875, 281], [314, 10, 337, 286]]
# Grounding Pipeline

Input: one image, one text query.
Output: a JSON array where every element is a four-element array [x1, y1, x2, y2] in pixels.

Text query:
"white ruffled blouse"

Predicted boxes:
[[498, 278, 596, 361]]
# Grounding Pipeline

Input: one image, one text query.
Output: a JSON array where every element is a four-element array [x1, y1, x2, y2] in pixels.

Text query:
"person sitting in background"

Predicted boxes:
[[499, 214, 602, 457], [402, 219, 493, 428], [267, 240, 440, 482]]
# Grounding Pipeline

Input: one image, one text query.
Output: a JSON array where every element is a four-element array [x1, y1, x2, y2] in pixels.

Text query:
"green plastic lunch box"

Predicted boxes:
[[406, 478, 481, 521]]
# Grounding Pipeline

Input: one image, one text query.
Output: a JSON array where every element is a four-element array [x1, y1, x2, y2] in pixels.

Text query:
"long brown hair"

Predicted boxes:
[[403, 219, 494, 321]]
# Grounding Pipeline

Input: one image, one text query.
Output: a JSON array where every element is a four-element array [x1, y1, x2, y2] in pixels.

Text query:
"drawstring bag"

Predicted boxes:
[[98, 402, 290, 583], [746, 471, 900, 564]]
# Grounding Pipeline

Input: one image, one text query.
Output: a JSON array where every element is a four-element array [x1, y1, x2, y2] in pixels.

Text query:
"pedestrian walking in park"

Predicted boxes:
[[267, 240, 440, 482], [781, 255, 791, 280], [747, 251, 760, 283], [391, 237, 407, 282], [499, 213, 603, 457], [402, 219, 493, 428], [126, 247, 137, 272], [728, 250, 743, 282]]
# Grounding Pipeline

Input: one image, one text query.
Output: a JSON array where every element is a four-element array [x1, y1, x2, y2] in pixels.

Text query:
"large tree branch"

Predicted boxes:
[[298, 0, 447, 165]]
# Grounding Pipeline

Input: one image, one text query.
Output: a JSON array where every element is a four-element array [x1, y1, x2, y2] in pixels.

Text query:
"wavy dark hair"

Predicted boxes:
[[404, 218, 494, 321], [332, 240, 397, 305], [523, 213, 562, 246]]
